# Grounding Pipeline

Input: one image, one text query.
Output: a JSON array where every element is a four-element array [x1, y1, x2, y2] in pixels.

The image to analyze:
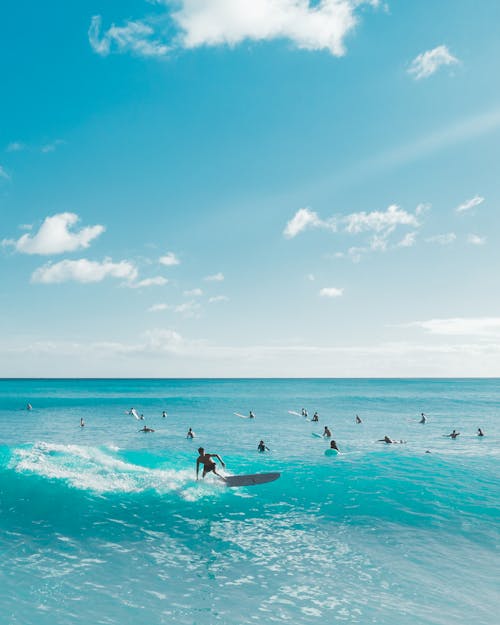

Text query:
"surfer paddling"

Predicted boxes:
[[196, 447, 226, 480], [257, 440, 270, 452], [445, 430, 460, 439]]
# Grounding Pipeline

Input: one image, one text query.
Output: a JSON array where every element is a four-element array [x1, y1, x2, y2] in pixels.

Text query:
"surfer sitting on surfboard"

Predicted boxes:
[[330, 440, 340, 452], [323, 426, 332, 438], [196, 447, 225, 480], [257, 440, 270, 452]]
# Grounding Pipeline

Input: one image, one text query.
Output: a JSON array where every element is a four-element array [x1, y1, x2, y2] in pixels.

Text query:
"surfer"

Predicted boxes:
[[446, 430, 460, 439], [196, 447, 225, 480], [323, 426, 332, 438], [301, 408, 308, 417], [26, 403, 32, 411], [378, 436, 405, 444], [330, 440, 340, 452], [419, 413, 427, 423], [186, 427, 195, 439], [80, 418, 85, 427], [477, 428, 484, 437], [257, 440, 270, 452], [355, 414, 362, 423], [139, 426, 155, 433], [162, 411, 167, 418], [249, 410, 255, 419], [312, 412, 319, 422]]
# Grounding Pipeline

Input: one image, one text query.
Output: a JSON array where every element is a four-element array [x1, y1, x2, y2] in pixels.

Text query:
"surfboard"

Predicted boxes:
[[234, 412, 255, 419], [288, 410, 302, 417], [224, 472, 280, 488], [311, 432, 323, 438], [325, 448, 339, 456]]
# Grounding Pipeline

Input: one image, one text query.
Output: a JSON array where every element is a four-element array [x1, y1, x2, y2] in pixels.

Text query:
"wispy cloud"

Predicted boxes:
[[128, 276, 168, 288], [396, 232, 417, 248], [2, 213, 105, 255], [467, 233, 486, 246], [283, 207, 334, 238], [425, 233, 456, 245], [408, 45, 459, 80], [208, 295, 229, 304], [31, 258, 138, 284], [409, 317, 500, 337], [159, 251, 180, 266], [90, 1, 382, 59], [88, 15, 169, 57], [40, 139, 66, 154], [0, 166, 10, 180], [285, 204, 420, 259], [204, 272, 224, 282], [6, 142, 25, 152], [319, 287, 343, 298], [184, 288, 203, 297], [455, 195, 484, 213], [174, 300, 201, 318], [148, 303, 171, 312]]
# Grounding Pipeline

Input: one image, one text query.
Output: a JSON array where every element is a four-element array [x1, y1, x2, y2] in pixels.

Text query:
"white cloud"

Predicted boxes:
[[169, 0, 379, 56], [174, 301, 201, 317], [425, 233, 456, 245], [90, 1, 381, 59], [3, 213, 105, 255], [204, 272, 224, 282], [410, 317, 500, 337], [129, 276, 169, 288], [88, 15, 169, 57], [6, 142, 25, 152], [148, 303, 171, 312], [31, 258, 138, 284], [159, 251, 180, 266], [344, 204, 418, 234], [208, 295, 229, 303], [467, 233, 486, 246], [455, 195, 484, 213], [396, 231, 417, 248], [408, 45, 459, 80], [283, 207, 332, 238], [41, 139, 66, 154], [319, 287, 343, 297], [184, 288, 203, 296], [0, 166, 11, 180]]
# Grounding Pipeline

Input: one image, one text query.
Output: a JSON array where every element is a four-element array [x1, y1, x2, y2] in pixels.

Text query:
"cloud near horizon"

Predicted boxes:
[[409, 317, 500, 337], [3, 213, 105, 255], [408, 45, 459, 80], [90, 1, 381, 58]]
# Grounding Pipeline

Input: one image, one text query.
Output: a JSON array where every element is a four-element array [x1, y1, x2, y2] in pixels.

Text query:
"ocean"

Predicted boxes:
[[0, 378, 498, 625]]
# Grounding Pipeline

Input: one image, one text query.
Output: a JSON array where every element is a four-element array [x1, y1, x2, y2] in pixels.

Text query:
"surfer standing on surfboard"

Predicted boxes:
[[196, 447, 226, 480]]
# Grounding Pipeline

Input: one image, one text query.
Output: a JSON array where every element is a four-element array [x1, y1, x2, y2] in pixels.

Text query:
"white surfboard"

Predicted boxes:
[[224, 472, 280, 488], [288, 410, 303, 417], [234, 412, 255, 419]]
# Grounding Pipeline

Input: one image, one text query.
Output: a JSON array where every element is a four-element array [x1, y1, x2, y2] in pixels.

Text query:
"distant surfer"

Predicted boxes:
[[323, 426, 332, 438], [186, 427, 195, 439], [257, 440, 270, 452], [249, 410, 255, 419], [162, 411, 167, 418], [329, 440, 340, 452], [301, 408, 308, 417], [477, 428, 484, 437], [80, 418, 85, 427], [445, 430, 460, 439], [355, 415, 362, 424], [139, 426, 155, 433], [26, 403, 32, 411], [378, 436, 405, 444], [419, 413, 427, 423], [196, 447, 225, 480], [312, 412, 319, 422]]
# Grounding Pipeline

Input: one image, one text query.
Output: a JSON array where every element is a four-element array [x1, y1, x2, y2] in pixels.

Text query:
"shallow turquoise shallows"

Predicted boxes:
[[0, 378, 498, 625]]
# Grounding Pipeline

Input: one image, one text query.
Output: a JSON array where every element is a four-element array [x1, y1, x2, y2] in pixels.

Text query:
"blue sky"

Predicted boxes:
[[1, 0, 500, 377]]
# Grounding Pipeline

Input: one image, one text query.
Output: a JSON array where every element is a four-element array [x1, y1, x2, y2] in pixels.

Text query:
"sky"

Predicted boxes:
[[1, 0, 500, 377]]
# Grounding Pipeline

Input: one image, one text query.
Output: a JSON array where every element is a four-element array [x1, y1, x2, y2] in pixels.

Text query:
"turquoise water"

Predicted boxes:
[[0, 378, 498, 624]]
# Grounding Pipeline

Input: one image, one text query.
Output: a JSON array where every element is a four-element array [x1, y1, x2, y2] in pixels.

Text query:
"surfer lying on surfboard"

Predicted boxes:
[[196, 447, 226, 480]]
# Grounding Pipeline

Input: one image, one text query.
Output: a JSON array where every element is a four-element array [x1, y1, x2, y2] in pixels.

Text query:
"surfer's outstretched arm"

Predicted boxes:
[[211, 454, 225, 467]]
